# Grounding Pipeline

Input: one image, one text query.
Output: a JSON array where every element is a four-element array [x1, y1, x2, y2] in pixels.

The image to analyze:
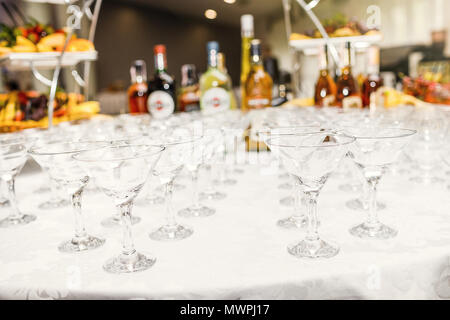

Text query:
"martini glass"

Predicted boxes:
[[74, 144, 164, 273], [0, 179, 9, 207], [267, 132, 355, 258], [29, 141, 107, 252], [179, 131, 221, 218], [149, 136, 200, 241], [0, 135, 37, 227], [344, 127, 416, 239], [259, 125, 323, 229]]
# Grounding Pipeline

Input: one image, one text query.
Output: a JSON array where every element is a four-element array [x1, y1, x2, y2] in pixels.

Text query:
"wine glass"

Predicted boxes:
[[29, 141, 107, 252], [267, 132, 354, 258], [178, 130, 221, 218], [148, 136, 201, 241], [74, 144, 164, 273], [0, 179, 9, 207], [343, 127, 416, 239], [0, 135, 37, 227]]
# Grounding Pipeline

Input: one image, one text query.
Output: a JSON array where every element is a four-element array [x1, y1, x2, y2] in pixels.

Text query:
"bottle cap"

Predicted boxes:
[[241, 14, 254, 35], [154, 44, 166, 54], [207, 41, 219, 52]]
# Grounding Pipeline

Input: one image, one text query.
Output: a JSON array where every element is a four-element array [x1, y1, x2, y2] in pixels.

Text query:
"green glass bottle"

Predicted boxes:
[[200, 41, 233, 114]]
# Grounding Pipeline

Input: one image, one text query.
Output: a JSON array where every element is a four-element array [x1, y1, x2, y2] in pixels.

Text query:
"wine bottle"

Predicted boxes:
[[240, 14, 254, 109], [362, 46, 383, 108], [336, 42, 361, 109], [199, 41, 233, 114], [147, 44, 176, 119], [178, 64, 200, 112], [314, 45, 337, 107], [128, 60, 148, 113]]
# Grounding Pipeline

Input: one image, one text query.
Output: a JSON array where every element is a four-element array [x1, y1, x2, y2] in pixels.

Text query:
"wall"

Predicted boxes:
[[95, 0, 241, 91]]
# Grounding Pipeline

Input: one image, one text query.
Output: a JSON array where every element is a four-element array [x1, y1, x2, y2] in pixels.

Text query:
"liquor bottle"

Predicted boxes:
[[217, 52, 238, 110], [128, 60, 148, 113], [243, 39, 273, 110], [178, 64, 200, 112], [314, 45, 337, 107], [240, 14, 254, 109], [362, 46, 383, 108], [200, 41, 233, 114], [336, 42, 361, 109], [147, 44, 176, 119]]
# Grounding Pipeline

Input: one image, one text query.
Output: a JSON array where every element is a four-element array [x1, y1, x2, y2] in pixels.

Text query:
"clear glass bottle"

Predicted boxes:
[[199, 41, 233, 114]]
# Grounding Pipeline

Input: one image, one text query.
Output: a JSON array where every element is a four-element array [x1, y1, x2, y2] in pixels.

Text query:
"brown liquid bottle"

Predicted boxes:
[[244, 39, 273, 110], [314, 45, 337, 107], [362, 46, 383, 108], [128, 60, 148, 113], [336, 42, 361, 109]]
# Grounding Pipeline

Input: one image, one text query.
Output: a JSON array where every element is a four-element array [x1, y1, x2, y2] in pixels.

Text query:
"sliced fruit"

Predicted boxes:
[[12, 45, 36, 52], [16, 35, 36, 47], [37, 42, 53, 52], [38, 33, 66, 49], [66, 38, 95, 52]]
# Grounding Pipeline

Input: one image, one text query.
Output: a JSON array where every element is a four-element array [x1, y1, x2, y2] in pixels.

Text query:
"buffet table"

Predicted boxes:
[[0, 159, 449, 300]]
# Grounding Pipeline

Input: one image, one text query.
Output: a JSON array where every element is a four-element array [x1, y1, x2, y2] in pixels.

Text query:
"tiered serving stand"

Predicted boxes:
[[0, 0, 102, 129]]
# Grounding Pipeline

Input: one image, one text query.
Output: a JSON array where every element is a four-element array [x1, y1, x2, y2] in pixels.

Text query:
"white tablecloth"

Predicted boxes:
[[0, 159, 449, 300]]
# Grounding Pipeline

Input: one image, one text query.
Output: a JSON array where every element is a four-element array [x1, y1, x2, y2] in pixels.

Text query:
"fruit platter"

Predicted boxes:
[[0, 19, 97, 69], [289, 13, 382, 49], [0, 90, 100, 132]]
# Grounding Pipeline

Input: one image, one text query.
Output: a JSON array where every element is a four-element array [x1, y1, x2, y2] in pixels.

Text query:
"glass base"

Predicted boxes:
[[288, 238, 339, 259], [149, 224, 193, 241], [0, 214, 36, 228], [278, 182, 293, 190], [279, 196, 295, 207], [277, 215, 307, 229], [349, 221, 397, 239], [58, 235, 105, 253], [213, 179, 237, 186], [101, 215, 141, 228], [200, 190, 226, 201], [338, 183, 361, 193], [136, 195, 164, 206], [346, 198, 386, 211], [103, 251, 156, 274], [38, 198, 70, 210], [410, 176, 445, 185], [178, 205, 215, 218]]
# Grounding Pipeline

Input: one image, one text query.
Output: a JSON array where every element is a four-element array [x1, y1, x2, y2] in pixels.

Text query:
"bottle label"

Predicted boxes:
[[201, 87, 230, 114], [147, 90, 175, 118], [247, 97, 270, 108]]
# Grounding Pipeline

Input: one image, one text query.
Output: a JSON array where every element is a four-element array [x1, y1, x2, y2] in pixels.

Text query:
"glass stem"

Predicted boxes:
[[367, 177, 381, 226], [49, 175, 60, 202], [304, 191, 320, 242], [362, 179, 370, 210], [71, 188, 88, 241], [164, 180, 176, 226], [293, 179, 303, 218], [118, 201, 136, 256], [205, 164, 214, 192], [192, 168, 200, 209], [5, 177, 22, 219]]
